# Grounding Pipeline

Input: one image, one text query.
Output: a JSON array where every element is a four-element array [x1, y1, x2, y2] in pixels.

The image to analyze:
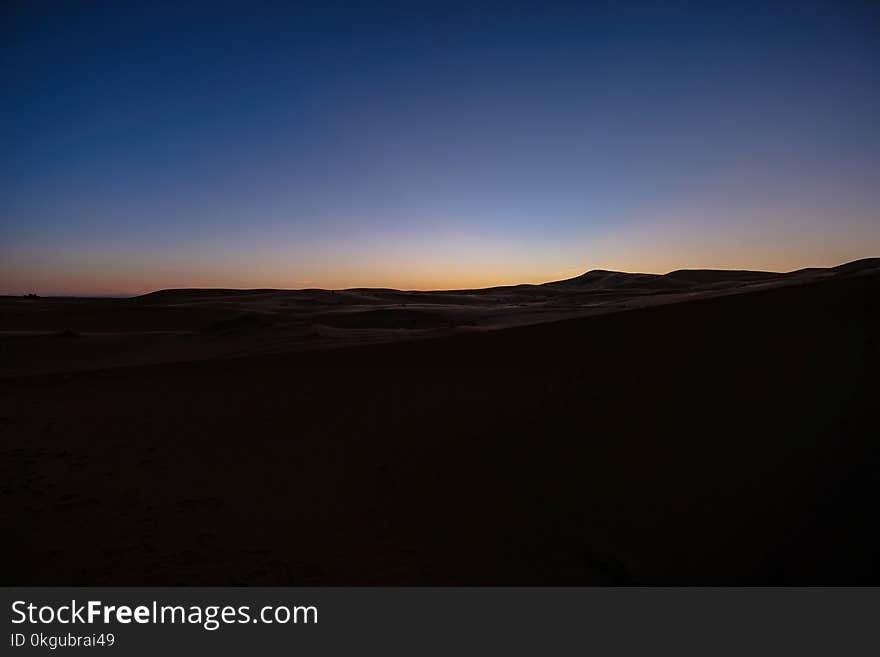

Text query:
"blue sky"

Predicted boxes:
[[2, 1, 878, 293]]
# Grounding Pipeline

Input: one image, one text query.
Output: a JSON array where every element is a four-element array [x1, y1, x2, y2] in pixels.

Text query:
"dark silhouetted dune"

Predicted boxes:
[[545, 269, 678, 291], [828, 256, 880, 274], [1, 258, 877, 585], [663, 268, 781, 285]]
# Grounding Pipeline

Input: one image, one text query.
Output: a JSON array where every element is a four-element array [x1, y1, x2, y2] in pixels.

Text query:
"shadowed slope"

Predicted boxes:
[[1, 260, 877, 584]]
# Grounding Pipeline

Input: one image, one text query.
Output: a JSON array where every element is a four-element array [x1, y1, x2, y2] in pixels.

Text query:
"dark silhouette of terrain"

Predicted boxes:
[[0, 258, 877, 584], [2, 259, 876, 377]]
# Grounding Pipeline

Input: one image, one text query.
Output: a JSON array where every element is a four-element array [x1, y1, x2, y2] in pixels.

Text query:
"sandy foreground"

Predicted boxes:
[[1, 260, 877, 583]]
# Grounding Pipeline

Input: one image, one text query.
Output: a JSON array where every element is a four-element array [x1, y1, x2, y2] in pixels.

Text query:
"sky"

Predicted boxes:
[[2, 0, 878, 295]]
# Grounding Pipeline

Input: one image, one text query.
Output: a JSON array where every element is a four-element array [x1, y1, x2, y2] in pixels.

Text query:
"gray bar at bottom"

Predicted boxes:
[[2, 587, 877, 656]]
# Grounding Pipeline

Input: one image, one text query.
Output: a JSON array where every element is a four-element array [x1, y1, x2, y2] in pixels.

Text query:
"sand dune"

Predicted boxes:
[[3, 258, 876, 377], [0, 258, 877, 584]]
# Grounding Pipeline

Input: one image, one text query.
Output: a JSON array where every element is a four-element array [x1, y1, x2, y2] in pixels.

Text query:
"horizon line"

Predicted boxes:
[[5, 256, 877, 299]]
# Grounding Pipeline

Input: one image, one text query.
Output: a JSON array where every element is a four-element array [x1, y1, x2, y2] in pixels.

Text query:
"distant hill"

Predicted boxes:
[[544, 270, 679, 291], [543, 258, 880, 293], [129, 257, 880, 300], [663, 269, 781, 284]]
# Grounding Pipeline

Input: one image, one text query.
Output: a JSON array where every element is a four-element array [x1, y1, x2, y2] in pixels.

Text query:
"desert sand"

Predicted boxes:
[[1, 258, 877, 583]]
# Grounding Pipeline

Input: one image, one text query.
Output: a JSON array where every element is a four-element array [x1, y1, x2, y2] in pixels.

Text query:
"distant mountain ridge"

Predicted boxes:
[[543, 257, 880, 293], [133, 257, 880, 299]]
